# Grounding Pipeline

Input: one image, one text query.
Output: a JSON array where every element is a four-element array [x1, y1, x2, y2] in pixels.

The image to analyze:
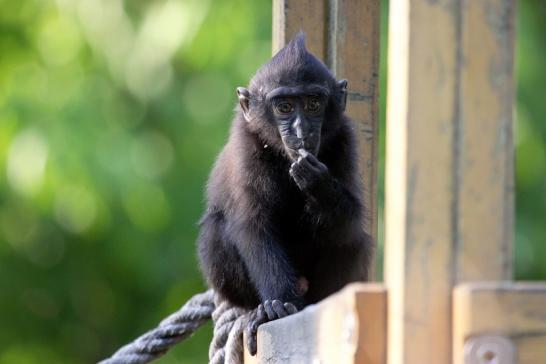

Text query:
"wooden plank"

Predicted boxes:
[[385, 0, 516, 362], [453, 282, 546, 364], [456, 0, 515, 282], [328, 0, 381, 277], [244, 283, 387, 364], [354, 284, 387, 364], [272, 0, 327, 60], [385, 0, 458, 363]]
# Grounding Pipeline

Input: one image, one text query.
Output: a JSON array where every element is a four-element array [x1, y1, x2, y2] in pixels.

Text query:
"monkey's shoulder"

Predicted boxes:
[[205, 131, 288, 208]]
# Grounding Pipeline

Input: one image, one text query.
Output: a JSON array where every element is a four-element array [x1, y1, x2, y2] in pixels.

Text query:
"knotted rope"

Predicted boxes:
[[209, 296, 250, 364], [99, 289, 251, 364]]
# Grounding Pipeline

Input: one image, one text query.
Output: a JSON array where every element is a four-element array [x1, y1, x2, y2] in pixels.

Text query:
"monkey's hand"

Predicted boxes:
[[289, 149, 332, 200], [245, 300, 299, 356]]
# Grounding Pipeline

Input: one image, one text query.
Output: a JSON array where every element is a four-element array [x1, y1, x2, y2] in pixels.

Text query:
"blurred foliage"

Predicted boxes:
[[514, 0, 546, 280], [0, 1, 543, 363]]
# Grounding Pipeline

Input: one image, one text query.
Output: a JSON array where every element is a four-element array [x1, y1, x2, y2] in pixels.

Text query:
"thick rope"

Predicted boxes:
[[98, 289, 250, 364], [209, 296, 251, 364]]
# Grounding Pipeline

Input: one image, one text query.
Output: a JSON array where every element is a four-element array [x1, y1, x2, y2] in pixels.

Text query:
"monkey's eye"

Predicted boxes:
[[275, 101, 294, 115], [306, 97, 322, 113]]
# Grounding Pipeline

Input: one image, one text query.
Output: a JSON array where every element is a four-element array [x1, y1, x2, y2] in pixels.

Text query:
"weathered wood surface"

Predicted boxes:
[[456, 0, 515, 282], [453, 283, 546, 364], [273, 0, 381, 266], [272, 0, 327, 59], [328, 0, 380, 276], [244, 283, 387, 364], [385, 1, 458, 362], [385, 1, 515, 363]]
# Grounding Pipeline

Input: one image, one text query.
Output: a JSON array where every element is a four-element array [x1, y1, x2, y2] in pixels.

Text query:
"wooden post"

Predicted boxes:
[[385, 0, 515, 363], [456, 0, 515, 282], [273, 0, 380, 268], [328, 0, 380, 277], [272, 0, 327, 60]]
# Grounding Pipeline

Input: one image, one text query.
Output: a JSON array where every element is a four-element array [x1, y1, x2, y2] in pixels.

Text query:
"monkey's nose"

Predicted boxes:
[[293, 117, 309, 139]]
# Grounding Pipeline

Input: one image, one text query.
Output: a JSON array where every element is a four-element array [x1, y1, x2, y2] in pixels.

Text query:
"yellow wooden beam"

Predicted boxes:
[[385, 1, 458, 362], [453, 283, 546, 364], [385, 1, 515, 363], [456, 0, 515, 282], [328, 0, 381, 273], [273, 0, 381, 262], [272, 0, 327, 60]]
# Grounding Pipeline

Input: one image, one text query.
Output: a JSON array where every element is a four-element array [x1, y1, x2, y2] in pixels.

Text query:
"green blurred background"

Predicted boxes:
[[0, 1, 544, 363]]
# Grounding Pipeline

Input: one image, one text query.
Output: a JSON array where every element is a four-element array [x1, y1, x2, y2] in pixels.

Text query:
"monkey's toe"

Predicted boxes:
[[245, 304, 267, 356], [271, 300, 289, 318], [284, 302, 298, 315]]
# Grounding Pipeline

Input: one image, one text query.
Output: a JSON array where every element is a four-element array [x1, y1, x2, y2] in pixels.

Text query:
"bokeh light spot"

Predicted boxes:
[[54, 185, 97, 234], [37, 14, 82, 66], [130, 131, 175, 180], [21, 288, 60, 319], [7, 129, 48, 197], [182, 72, 232, 122], [122, 183, 171, 231]]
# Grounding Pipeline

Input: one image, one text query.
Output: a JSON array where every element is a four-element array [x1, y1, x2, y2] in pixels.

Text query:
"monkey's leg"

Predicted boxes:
[[234, 230, 303, 355], [235, 229, 302, 304]]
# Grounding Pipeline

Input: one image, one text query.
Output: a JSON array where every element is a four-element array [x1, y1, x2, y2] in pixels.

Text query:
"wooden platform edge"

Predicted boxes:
[[244, 283, 387, 364], [453, 282, 546, 364]]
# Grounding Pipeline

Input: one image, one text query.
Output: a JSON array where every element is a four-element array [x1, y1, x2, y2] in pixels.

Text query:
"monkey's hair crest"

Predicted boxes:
[[249, 32, 336, 95]]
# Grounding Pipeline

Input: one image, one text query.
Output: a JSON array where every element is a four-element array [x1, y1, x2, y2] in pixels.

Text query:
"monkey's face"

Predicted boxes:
[[237, 80, 348, 161], [266, 85, 327, 160]]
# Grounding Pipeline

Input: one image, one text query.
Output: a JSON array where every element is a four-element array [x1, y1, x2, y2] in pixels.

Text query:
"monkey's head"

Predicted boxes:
[[236, 32, 348, 161]]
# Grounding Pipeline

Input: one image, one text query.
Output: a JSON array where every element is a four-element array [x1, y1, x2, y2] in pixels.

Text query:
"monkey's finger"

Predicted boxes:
[[297, 148, 310, 158], [289, 166, 308, 189], [289, 164, 297, 178], [245, 324, 258, 356], [284, 302, 298, 315], [301, 150, 318, 164], [296, 154, 314, 168], [271, 300, 289, 318], [293, 156, 320, 177], [263, 300, 277, 320], [305, 153, 328, 172], [246, 306, 267, 355], [249, 304, 267, 330], [300, 153, 330, 177]]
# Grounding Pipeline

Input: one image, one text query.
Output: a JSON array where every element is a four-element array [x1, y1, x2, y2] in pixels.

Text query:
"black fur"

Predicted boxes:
[[197, 33, 371, 320]]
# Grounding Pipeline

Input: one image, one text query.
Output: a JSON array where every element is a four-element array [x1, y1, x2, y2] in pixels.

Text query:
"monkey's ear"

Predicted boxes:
[[337, 79, 348, 111], [236, 87, 251, 122]]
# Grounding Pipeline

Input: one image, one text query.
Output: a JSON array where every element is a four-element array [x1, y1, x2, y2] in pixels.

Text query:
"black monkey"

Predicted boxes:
[[197, 33, 371, 355]]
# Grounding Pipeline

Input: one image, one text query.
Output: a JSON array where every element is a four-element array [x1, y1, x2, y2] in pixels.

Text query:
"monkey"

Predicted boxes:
[[197, 32, 372, 355]]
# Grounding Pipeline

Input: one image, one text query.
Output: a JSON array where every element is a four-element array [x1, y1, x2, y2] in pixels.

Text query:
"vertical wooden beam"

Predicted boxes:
[[456, 0, 515, 282], [329, 0, 381, 276], [273, 0, 381, 277], [272, 0, 327, 60], [385, 0, 458, 362], [385, 0, 515, 363]]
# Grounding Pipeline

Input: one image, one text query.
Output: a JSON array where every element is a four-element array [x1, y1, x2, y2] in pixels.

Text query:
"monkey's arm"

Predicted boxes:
[[234, 226, 304, 305]]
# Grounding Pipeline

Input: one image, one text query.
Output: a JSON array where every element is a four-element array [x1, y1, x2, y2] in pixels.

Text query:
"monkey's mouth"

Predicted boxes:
[[286, 145, 319, 162], [300, 141, 320, 156]]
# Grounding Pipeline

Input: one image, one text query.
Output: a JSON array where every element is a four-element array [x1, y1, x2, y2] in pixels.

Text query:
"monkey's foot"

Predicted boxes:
[[245, 300, 299, 356]]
